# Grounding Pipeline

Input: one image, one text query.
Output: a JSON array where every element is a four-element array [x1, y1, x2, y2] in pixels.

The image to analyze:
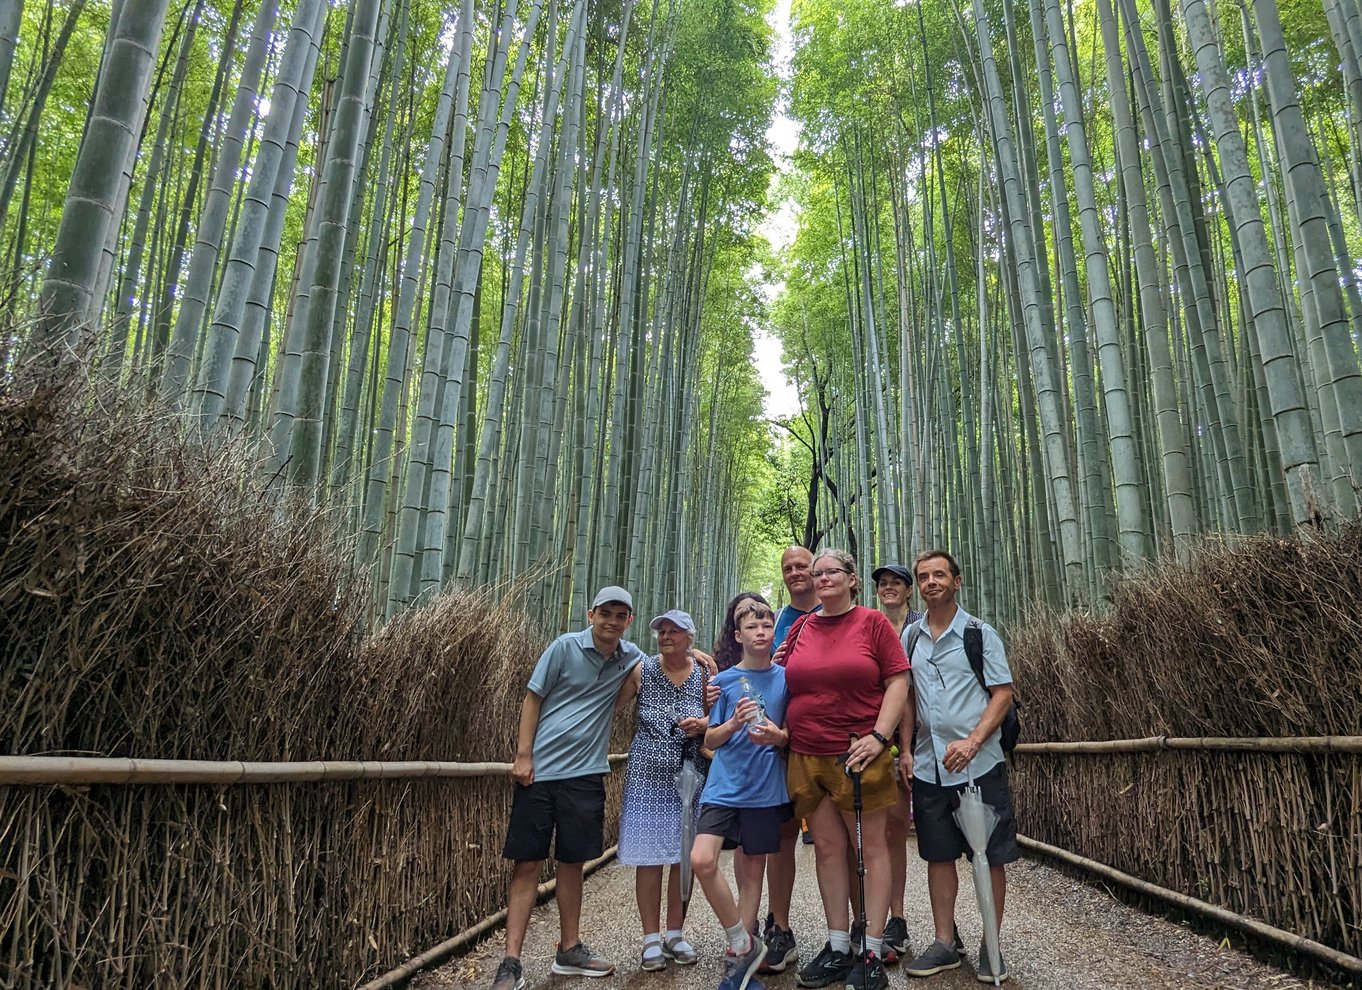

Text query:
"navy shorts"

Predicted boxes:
[[502, 774, 605, 864], [911, 763, 1020, 865], [697, 802, 793, 855]]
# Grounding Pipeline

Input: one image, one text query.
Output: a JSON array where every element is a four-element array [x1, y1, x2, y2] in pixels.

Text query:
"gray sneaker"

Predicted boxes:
[[719, 934, 768, 990], [903, 939, 962, 978], [662, 935, 699, 965], [975, 942, 1008, 984], [551, 942, 616, 977], [492, 957, 525, 990]]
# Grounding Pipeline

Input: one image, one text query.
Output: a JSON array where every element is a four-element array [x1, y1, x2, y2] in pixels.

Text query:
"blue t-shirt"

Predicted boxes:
[[701, 664, 789, 808], [527, 628, 644, 782], [773, 603, 820, 653]]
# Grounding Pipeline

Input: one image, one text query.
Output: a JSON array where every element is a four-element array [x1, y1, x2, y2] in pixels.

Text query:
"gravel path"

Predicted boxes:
[[414, 840, 1340, 990]]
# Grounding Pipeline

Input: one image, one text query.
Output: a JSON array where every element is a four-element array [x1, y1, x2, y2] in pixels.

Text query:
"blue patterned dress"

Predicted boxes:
[[618, 656, 707, 866]]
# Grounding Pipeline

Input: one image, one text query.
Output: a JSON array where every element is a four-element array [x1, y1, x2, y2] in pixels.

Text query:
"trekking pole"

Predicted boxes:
[[846, 733, 868, 968]]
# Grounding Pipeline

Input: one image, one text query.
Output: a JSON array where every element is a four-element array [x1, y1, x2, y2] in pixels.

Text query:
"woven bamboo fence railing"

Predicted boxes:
[[1010, 737, 1362, 975], [0, 754, 630, 989], [1006, 526, 1362, 981]]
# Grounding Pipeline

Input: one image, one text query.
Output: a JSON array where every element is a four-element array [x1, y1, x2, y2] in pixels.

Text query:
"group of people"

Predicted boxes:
[[489, 545, 1018, 990]]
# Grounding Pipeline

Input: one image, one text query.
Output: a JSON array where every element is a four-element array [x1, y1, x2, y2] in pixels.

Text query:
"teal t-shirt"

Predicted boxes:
[[701, 664, 789, 808], [773, 603, 820, 653], [528, 628, 644, 782]]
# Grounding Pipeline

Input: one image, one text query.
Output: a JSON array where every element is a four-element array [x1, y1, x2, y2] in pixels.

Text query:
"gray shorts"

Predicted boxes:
[[911, 762, 1020, 865]]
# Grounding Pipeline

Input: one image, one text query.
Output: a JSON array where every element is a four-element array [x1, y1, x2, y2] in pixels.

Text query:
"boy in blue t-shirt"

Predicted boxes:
[[691, 601, 791, 990]]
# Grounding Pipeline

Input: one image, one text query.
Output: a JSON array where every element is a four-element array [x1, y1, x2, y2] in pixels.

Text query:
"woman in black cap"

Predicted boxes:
[[871, 563, 924, 965]]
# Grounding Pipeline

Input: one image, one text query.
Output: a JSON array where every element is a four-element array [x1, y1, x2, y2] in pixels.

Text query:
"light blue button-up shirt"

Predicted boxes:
[[904, 606, 1013, 787]]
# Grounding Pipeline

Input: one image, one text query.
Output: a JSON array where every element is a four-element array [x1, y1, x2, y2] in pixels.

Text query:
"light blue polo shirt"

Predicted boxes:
[[527, 628, 644, 782], [905, 606, 1013, 787]]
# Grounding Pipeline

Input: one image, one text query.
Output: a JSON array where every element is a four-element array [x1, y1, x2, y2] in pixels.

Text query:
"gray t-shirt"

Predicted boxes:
[[528, 628, 645, 782], [904, 606, 1013, 786]]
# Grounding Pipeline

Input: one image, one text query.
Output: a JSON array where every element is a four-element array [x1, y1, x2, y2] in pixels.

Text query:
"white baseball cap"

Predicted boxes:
[[590, 585, 633, 610], [649, 609, 696, 635]]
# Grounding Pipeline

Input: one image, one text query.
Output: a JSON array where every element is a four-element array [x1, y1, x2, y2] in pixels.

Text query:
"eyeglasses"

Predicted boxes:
[[811, 568, 850, 578]]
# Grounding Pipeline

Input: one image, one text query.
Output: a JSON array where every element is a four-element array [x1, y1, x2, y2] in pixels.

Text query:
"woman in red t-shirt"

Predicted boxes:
[[782, 548, 909, 990]]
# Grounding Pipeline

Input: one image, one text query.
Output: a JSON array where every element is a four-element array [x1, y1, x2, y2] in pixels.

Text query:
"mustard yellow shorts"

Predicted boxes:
[[786, 748, 898, 820]]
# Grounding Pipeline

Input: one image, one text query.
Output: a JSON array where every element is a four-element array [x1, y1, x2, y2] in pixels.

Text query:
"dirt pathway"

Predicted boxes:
[[415, 841, 1340, 990]]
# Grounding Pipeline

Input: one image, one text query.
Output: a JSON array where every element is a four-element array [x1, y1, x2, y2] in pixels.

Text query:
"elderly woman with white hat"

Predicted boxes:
[[616, 608, 717, 972]]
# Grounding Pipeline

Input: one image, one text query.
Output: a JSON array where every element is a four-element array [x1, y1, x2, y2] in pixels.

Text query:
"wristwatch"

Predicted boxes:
[[870, 730, 890, 747]]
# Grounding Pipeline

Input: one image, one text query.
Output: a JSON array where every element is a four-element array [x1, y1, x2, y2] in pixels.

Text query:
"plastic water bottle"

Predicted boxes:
[[738, 675, 766, 727]]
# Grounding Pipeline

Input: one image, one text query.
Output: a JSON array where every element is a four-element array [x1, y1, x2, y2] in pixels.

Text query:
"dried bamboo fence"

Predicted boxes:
[[0, 376, 637, 987], [1006, 526, 1362, 976]]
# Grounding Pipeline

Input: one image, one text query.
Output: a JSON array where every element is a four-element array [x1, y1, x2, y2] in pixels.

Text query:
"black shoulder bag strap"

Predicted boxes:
[[963, 618, 1021, 753], [902, 625, 923, 671], [963, 619, 988, 694]]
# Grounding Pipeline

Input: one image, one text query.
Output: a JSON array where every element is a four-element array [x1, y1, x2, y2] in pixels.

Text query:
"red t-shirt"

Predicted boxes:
[[783, 605, 910, 756]]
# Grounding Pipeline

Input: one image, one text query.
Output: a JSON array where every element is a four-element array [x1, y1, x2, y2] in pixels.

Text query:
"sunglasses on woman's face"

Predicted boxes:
[[811, 568, 850, 578]]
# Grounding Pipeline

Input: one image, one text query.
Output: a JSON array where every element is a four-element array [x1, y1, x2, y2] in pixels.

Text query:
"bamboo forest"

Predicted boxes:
[[4, 0, 1361, 628]]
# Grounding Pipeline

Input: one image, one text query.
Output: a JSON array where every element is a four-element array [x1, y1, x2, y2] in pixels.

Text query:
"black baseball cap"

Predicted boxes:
[[871, 563, 913, 585]]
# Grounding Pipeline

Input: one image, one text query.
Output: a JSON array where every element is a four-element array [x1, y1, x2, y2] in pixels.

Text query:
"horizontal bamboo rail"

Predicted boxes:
[[1013, 735, 1362, 754], [357, 846, 619, 990], [0, 753, 630, 785], [1019, 836, 1362, 974]]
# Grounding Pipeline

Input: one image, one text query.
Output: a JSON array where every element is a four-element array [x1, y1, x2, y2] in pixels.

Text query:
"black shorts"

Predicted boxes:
[[502, 774, 605, 864], [696, 802, 793, 855], [911, 763, 1020, 866]]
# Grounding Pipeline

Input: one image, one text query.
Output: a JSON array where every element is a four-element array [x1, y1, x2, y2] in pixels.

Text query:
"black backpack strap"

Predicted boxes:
[[902, 625, 923, 667], [963, 619, 990, 697]]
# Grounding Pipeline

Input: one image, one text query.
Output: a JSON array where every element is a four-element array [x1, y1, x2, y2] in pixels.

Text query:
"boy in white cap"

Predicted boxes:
[[491, 586, 645, 990]]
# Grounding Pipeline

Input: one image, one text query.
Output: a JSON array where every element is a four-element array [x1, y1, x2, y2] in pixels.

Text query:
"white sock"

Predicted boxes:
[[643, 932, 661, 947], [664, 929, 684, 941], [725, 921, 750, 954], [865, 934, 883, 957], [829, 929, 851, 953]]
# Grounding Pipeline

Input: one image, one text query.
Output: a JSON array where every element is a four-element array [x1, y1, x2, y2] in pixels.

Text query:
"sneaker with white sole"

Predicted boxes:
[[491, 956, 525, 990], [551, 942, 615, 977], [796, 942, 854, 988], [881, 916, 909, 965], [975, 942, 1008, 983], [717, 935, 768, 990], [844, 951, 888, 990], [760, 922, 798, 973], [903, 939, 962, 978]]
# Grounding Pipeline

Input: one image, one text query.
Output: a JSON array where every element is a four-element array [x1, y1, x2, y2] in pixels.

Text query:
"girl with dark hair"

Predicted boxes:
[[711, 591, 771, 672]]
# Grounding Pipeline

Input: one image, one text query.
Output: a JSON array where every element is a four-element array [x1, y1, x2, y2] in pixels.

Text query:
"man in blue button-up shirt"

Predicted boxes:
[[898, 551, 1018, 984]]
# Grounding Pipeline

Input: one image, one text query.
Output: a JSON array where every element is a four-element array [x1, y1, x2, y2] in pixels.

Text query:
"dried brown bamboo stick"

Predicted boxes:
[[0, 754, 630, 786], [356, 845, 620, 990], [1018, 835, 1362, 974], [1014, 736, 1362, 754]]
